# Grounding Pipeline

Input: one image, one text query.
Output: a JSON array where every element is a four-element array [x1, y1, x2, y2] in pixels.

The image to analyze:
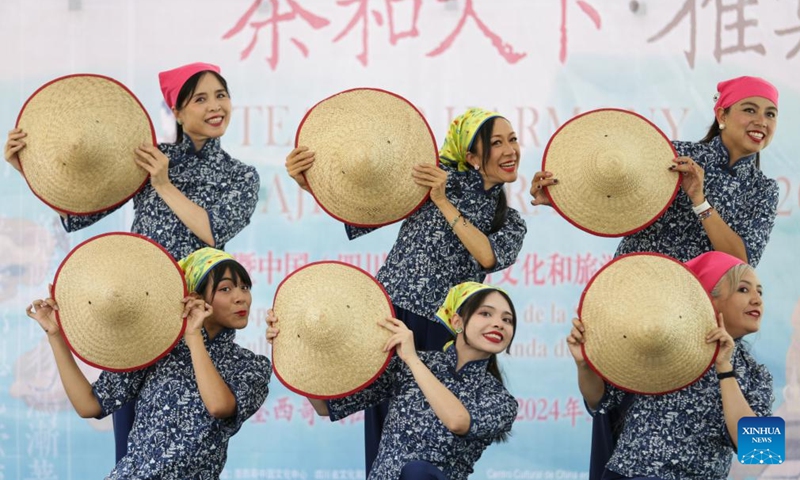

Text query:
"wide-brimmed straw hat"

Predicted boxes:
[[296, 88, 437, 227], [272, 261, 394, 399], [578, 253, 718, 394], [53, 232, 186, 372], [16, 74, 155, 215], [543, 109, 679, 237]]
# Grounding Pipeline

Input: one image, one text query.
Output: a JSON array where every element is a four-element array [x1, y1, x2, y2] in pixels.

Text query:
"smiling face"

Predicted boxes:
[[453, 291, 516, 360], [467, 117, 520, 190], [201, 266, 252, 336], [717, 96, 778, 163], [712, 268, 764, 339], [173, 72, 231, 150]]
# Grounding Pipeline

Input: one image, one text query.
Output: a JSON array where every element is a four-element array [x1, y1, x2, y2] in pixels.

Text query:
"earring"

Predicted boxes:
[[719, 123, 725, 130], [473, 164, 480, 171], [177, 119, 183, 126], [455, 327, 463, 334]]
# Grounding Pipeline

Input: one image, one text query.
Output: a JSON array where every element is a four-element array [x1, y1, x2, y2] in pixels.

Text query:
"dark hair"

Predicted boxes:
[[700, 106, 761, 168], [468, 117, 509, 233], [456, 287, 517, 442], [173, 70, 229, 143], [194, 260, 252, 302]]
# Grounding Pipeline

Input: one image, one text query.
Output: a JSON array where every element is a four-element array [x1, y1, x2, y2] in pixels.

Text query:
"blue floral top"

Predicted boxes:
[[595, 340, 773, 480], [615, 136, 778, 266], [63, 135, 260, 260], [346, 164, 527, 318], [92, 328, 271, 480], [327, 348, 518, 480]]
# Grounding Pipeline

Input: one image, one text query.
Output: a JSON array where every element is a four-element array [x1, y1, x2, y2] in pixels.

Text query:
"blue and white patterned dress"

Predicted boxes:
[[346, 163, 527, 319], [93, 328, 270, 480], [616, 136, 778, 266], [63, 135, 260, 261], [595, 340, 773, 480], [327, 348, 518, 480]]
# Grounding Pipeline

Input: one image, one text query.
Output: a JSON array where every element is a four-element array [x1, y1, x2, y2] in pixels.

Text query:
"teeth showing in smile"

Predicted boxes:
[[484, 332, 503, 342], [207, 117, 223, 126], [748, 131, 764, 140]]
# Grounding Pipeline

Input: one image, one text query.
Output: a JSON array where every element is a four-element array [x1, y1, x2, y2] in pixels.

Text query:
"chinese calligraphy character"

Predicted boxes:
[[559, 0, 602, 63], [775, 0, 800, 58]]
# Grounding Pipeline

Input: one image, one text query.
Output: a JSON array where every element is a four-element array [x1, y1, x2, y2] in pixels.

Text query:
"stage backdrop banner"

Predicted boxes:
[[1, 1, 798, 479]]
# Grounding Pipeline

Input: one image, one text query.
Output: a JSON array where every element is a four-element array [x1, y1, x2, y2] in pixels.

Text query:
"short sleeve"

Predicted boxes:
[[218, 354, 271, 435], [484, 208, 527, 273], [206, 165, 260, 246], [463, 387, 518, 440], [92, 369, 149, 418]]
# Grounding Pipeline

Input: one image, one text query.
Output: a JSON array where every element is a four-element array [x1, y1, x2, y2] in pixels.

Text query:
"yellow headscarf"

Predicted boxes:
[[434, 281, 505, 337], [438, 108, 501, 172], [178, 247, 236, 293]]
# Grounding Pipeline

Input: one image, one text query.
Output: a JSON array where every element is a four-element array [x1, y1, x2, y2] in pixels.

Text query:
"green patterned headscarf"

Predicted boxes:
[[178, 247, 235, 293], [438, 108, 501, 172], [434, 281, 506, 336]]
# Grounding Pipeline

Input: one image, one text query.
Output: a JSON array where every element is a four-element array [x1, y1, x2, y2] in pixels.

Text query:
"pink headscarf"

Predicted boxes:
[[713, 76, 778, 112], [684, 251, 747, 295], [158, 62, 221, 110]]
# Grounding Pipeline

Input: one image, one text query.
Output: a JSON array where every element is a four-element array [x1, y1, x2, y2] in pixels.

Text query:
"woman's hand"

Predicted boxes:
[[26, 297, 61, 337], [411, 163, 447, 205], [4, 128, 26, 173], [134, 143, 171, 188], [706, 312, 735, 370], [266, 309, 280, 344], [669, 156, 705, 205], [183, 297, 213, 338], [285, 146, 315, 192], [530, 170, 557, 206], [379, 317, 419, 364], [566, 317, 587, 364]]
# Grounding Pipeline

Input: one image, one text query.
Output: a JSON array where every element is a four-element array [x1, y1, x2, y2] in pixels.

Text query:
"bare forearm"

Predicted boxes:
[[407, 357, 470, 435], [718, 364, 756, 448], [433, 199, 496, 269], [308, 398, 329, 416], [48, 335, 101, 418], [186, 337, 237, 418], [153, 183, 215, 246], [698, 210, 747, 262], [575, 361, 605, 410]]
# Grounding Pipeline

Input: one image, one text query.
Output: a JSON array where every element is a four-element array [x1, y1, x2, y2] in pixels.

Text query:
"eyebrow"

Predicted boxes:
[[740, 101, 778, 111], [192, 89, 227, 99], [740, 280, 763, 289], [480, 304, 514, 316]]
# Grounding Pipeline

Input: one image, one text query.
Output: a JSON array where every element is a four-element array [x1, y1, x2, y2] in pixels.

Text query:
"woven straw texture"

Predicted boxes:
[[17, 75, 153, 215], [544, 109, 678, 236], [53, 233, 186, 372], [297, 88, 436, 227], [580, 254, 717, 394], [272, 262, 393, 398]]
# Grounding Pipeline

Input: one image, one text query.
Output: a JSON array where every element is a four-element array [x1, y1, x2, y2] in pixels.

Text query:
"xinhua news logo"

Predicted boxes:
[[738, 416, 785, 465]]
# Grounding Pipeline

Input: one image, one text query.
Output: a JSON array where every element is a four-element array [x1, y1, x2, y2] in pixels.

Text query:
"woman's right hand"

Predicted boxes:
[[26, 297, 61, 337], [285, 146, 315, 192], [266, 309, 280, 344], [530, 170, 557, 206], [4, 128, 26, 173], [566, 317, 587, 364]]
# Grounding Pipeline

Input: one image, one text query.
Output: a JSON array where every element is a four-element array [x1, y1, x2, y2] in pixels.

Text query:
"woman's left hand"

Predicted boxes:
[[183, 297, 213, 338], [379, 317, 419, 364], [412, 164, 447, 205], [134, 143, 172, 188], [669, 156, 705, 205], [706, 312, 735, 368]]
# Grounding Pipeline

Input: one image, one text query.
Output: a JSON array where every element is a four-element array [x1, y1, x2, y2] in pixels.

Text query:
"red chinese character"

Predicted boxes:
[[232, 252, 258, 279], [427, 0, 526, 64], [573, 252, 600, 285], [520, 253, 546, 286], [251, 405, 270, 423], [337, 253, 363, 269], [222, 0, 330, 70], [347, 410, 365, 424], [386, 0, 422, 45], [300, 399, 316, 426], [775, 1, 800, 59], [547, 253, 572, 285], [259, 251, 283, 284], [648, 0, 765, 67], [273, 396, 294, 421], [496, 262, 519, 286], [333, 0, 421, 66], [563, 396, 584, 427], [285, 252, 310, 275], [559, 0, 602, 63]]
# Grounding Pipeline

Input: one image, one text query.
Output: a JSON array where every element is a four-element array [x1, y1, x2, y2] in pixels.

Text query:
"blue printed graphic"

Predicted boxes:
[[738, 416, 785, 464]]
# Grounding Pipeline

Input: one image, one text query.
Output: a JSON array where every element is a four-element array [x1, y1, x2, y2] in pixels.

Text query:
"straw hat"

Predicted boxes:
[[16, 74, 155, 215], [543, 109, 679, 237], [272, 261, 394, 399], [296, 88, 437, 227], [53, 232, 186, 372], [578, 253, 718, 394]]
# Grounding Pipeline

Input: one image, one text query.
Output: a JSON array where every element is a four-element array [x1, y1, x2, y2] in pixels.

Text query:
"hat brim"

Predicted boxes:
[[578, 252, 718, 395], [16, 74, 155, 215], [296, 88, 437, 228], [53, 232, 187, 372], [272, 261, 394, 399], [543, 109, 680, 237]]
